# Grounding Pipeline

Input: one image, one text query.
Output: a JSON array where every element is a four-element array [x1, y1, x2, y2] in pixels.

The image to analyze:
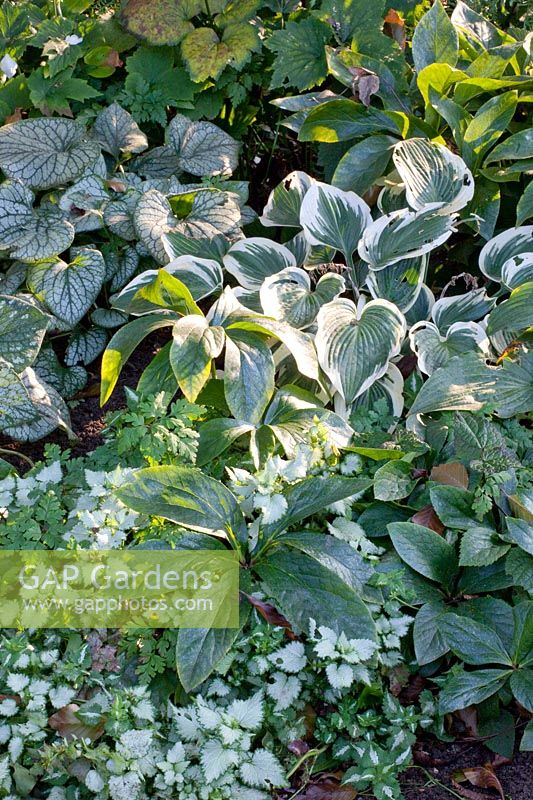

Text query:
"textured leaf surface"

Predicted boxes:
[[412, 0, 458, 73], [93, 101, 148, 159], [388, 521, 458, 587], [266, 17, 330, 91], [479, 226, 533, 283], [223, 238, 296, 291], [0, 295, 49, 371], [300, 182, 371, 260], [65, 327, 108, 367], [170, 316, 224, 401], [260, 171, 314, 228], [410, 320, 488, 375], [366, 255, 427, 313], [0, 365, 72, 441], [120, 0, 196, 45], [167, 114, 239, 177], [223, 331, 275, 424], [260, 267, 344, 329]]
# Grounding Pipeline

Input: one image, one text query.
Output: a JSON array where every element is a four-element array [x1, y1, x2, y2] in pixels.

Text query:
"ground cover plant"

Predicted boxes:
[[0, 1, 532, 799]]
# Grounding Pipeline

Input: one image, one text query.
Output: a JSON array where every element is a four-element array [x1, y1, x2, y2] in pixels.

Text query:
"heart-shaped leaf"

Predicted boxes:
[[260, 170, 315, 227], [359, 207, 457, 269], [0, 118, 100, 189], [108, 246, 140, 293], [300, 182, 371, 261], [120, 0, 197, 45], [93, 101, 148, 159], [65, 327, 108, 367], [166, 114, 239, 177], [0, 365, 72, 441], [479, 225, 533, 282], [260, 267, 345, 328], [223, 237, 296, 291], [393, 138, 474, 214], [164, 255, 223, 300], [316, 297, 406, 406], [431, 289, 495, 333], [349, 362, 405, 418], [0, 295, 49, 370], [410, 320, 489, 375], [28, 247, 106, 327], [181, 23, 259, 82], [366, 255, 427, 313], [486, 282, 533, 336]]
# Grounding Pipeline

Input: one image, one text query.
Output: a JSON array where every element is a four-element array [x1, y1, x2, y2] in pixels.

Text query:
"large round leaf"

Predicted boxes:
[[0, 118, 100, 190], [166, 114, 239, 177], [260, 267, 345, 328], [120, 0, 198, 45], [223, 237, 296, 291], [300, 182, 371, 260], [27, 247, 106, 327], [316, 297, 406, 406], [479, 226, 533, 283], [410, 320, 489, 375], [393, 138, 474, 214], [0, 295, 49, 371], [359, 207, 457, 269]]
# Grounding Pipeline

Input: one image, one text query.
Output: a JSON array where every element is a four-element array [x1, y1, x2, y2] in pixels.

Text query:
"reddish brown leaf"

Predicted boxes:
[[389, 664, 410, 696], [452, 780, 493, 800], [242, 594, 297, 638], [454, 706, 478, 737], [104, 49, 123, 68], [397, 353, 418, 378], [106, 178, 128, 192], [412, 504, 445, 535], [5, 107, 23, 124], [430, 462, 469, 489], [454, 764, 505, 800], [384, 9, 406, 49], [48, 704, 105, 742], [400, 674, 427, 704], [288, 739, 309, 756], [298, 776, 357, 800]]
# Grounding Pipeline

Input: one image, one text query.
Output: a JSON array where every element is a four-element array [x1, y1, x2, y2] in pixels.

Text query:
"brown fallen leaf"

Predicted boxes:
[[242, 594, 297, 638], [104, 49, 123, 68], [298, 775, 357, 800], [452, 780, 493, 800], [454, 706, 478, 738], [384, 9, 406, 49], [48, 704, 105, 742], [454, 763, 505, 800], [412, 504, 445, 535], [5, 107, 23, 124], [430, 462, 469, 489]]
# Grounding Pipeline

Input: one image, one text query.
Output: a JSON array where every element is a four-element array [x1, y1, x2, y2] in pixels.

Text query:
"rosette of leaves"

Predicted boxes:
[[120, 0, 261, 82]]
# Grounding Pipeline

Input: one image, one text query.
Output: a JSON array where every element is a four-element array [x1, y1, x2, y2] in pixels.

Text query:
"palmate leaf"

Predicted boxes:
[[0, 181, 75, 261], [27, 247, 106, 327], [0, 118, 100, 190], [479, 226, 533, 282], [0, 364, 72, 442], [260, 267, 345, 329], [260, 171, 315, 228], [366, 255, 427, 313], [93, 101, 148, 160], [358, 207, 457, 270], [300, 182, 371, 262], [266, 17, 330, 91], [166, 114, 240, 177], [392, 138, 474, 214], [0, 295, 49, 371], [316, 298, 406, 407], [120, 0, 198, 45], [410, 320, 489, 375], [223, 238, 296, 291], [181, 22, 260, 83]]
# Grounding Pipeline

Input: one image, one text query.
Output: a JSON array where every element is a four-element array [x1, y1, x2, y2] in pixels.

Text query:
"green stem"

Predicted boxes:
[[0, 447, 34, 468], [286, 746, 327, 780]]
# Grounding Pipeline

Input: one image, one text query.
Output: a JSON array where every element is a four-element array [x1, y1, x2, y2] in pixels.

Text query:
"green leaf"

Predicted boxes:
[[197, 418, 254, 465], [506, 548, 533, 594], [28, 247, 106, 327], [412, 0, 458, 73], [266, 17, 330, 91], [410, 320, 487, 376], [0, 118, 100, 190], [223, 238, 296, 292], [510, 669, 533, 713], [495, 351, 533, 418], [374, 459, 417, 501], [316, 298, 406, 406], [487, 282, 533, 336], [116, 465, 247, 542], [409, 354, 498, 416], [182, 23, 259, 82], [517, 182, 533, 226], [512, 601, 533, 665], [479, 225, 533, 283], [260, 170, 315, 228], [366, 256, 427, 314], [505, 518, 533, 556], [256, 548, 376, 640], [439, 669, 511, 714], [332, 135, 397, 195], [223, 330, 275, 424], [120, 0, 197, 45], [460, 526, 510, 567], [462, 91, 518, 170], [442, 613, 513, 666], [65, 327, 108, 367], [484, 129, 533, 165], [432, 289, 494, 333], [430, 485, 477, 530], [170, 316, 225, 402], [93, 101, 148, 159], [100, 314, 178, 404], [300, 182, 371, 260], [521, 720, 533, 751], [299, 99, 399, 143], [0, 295, 49, 371], [388, 521, 458, 586], [0, 365, 72, 442], [413, 601, 451, 665]]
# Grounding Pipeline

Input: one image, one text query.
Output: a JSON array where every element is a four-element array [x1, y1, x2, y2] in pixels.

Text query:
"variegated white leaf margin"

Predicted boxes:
[[479, 226, 533, 282], [300, 182, 371, 260], [431, 289, 495, 333], [164, 256, 223, 300], [501, 252, 533, 289], [365, 255, 427, 313], [410, 320, 489, 375], [316, 297, 406, 409], [260, 267, 345, 329], [348, 363, 405, 419], [393, 138, 474, 214], [223, 238, 296, 291], [260, 171, 315, 228]]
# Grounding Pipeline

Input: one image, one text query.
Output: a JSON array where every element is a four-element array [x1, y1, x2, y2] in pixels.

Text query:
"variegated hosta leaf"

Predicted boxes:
[[93, 102, 148, 160], [365, 255, 427, 313], [223, 238, 296, 291], [27, 247, 106, 327], [260, 171, 315, 228], [410, 320, 489, 375], [377, 184, 407, 214], [34, 346, 87, 399], [166, 114, 240, 177], [0, 294, 49, 370], [348, 363, 404, 419], [164, 256, 223, 301], [65, 327, 108, 367], [495, 350, 533, 418], [91, 309, 129, 329], [134, 189, 241, 264], [223, 331, 276, 424], [0, 181, 75, 261], [316, 297, 406, 407], [431, 288, 495, 333], [170, 316, 226, 402], [300, 182, 371, 261], [501, 252, 533, 289], [479, 225, 533, 282], [358, 207, 457, 270], [108, 246, 140, 293], [260, 267, 345, 329], [59, 175, 109, 232], [405, 284, 435, 326], [392, 138, 474, 214], [486, 282, 533, 337], [0, 365, 72, 442], [0, 118, 101, 190]]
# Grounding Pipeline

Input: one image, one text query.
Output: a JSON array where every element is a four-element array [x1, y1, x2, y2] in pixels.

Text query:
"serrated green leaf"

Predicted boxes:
[[182, 23, 259, 83], [120, 0, 198, 45], [266, 17, 330, 92]]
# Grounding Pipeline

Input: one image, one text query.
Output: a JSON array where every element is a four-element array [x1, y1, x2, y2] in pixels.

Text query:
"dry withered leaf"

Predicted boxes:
[[384, 9, 406, 49], [242, 594, 297, 638], [48, 704, 105, 742], [454, 706, 478, 738], [298, 775, 357, 800], [412, 504, 445, 535], [430, 462, 469, 489], [454, 763, 505, 800], [5, 108, 23, 124]]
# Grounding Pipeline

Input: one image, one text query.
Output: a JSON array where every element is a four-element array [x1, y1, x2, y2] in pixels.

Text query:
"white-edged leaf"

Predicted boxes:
[[479, 226, 533, 283], [359, 207, 457, 269], [405, 283, 436, 325], [164, 255, 223, 300], [495, 351, 533, 418], [393, 138, 474, 214], [223, 238, 296, 291], [27, 247, 106, 327], [166, 114, 239, 177], [260, 170, 315, 227], [0, 118, 101, 189], [0, 294, 49, 370], [410, 353, 497, 416], [260, 267, 345, 328], [65, 327, 108, 366], [93, 102, 148, 159], [432, 288, 495, 333], [348, 363, 404, 419], [501, 252, 533, 289], [316, 297, 406, 405], [300, 182, 371, 259], [224, 330, 275, 423], [366, 255, 427, 313], [0, 365, 72, 441], [410, 320, 489, 375], [486, 282, 533, 336]]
